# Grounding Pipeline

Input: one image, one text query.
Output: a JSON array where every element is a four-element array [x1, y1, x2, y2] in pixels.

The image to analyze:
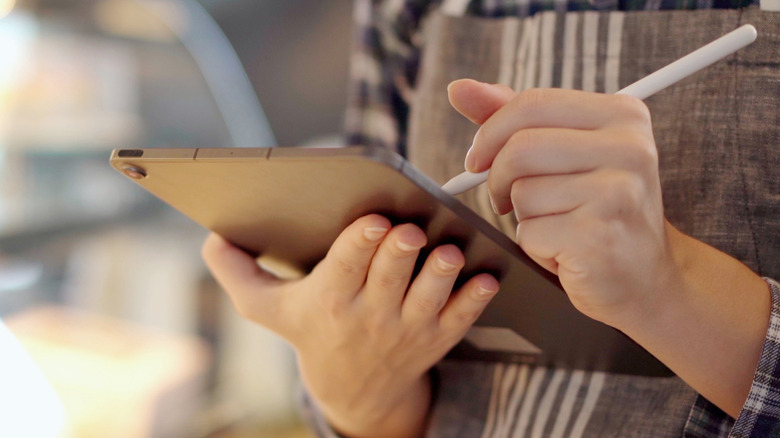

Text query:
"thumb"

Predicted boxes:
[[201, 233, 286, 326], [447, 79, 516, 125]]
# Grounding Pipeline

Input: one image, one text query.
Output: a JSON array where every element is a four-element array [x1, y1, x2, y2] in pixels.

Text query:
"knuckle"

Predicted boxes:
[[373, 271, 407, 290], [413, 294, 446, 313], [559, 254, 594, 283], [221, 287, 252, 318], [424, 334, 453, 353], [518, 88, 550, 113], [614, 94, 652, 124], [509, 128, 534, 150], [620, 130, 658, 171], [316, 294, 345, 318], [507, 130, 535, 165], [637, 139, 659, 171], [619, 174, 645, 207], [453, 308, 481, 325], [230, 298, 266, 325], [600, 177, 639, 217], [331, 257, 364, 277]]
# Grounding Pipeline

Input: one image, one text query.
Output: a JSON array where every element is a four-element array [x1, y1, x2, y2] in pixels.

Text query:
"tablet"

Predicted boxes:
[[110, 146, 671, 376]]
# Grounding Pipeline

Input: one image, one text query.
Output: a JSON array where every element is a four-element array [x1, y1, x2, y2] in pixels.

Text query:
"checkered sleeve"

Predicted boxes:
[[684, 278, 780, 437], [344, 0, 437, 156]]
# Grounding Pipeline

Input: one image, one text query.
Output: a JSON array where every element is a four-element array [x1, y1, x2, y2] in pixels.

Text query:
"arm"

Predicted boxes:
[[202, 215, 498, 438], [621, 225, 769, 418], [449, 79, 771, 418]]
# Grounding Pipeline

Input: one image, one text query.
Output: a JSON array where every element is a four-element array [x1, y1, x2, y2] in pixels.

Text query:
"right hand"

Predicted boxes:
[[201, 214, 499, 438]]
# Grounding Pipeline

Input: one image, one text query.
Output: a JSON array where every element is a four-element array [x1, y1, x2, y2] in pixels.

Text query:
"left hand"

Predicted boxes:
[[448, 79, 682, 327]]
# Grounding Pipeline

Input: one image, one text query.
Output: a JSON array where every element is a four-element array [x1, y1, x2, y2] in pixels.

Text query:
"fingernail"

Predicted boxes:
[[477, 284, 498, 296], [364, 227, 389, 242], [490, 196, 498, 215], [396, 240, 424, 252], [464, 129, 481, 172], [436, 256, 460, 272]]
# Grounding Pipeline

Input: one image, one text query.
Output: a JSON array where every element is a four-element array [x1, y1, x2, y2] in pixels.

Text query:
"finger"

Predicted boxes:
[[514, 213, 575, 266], [401, 244, 465, 326], [486, 127, 656, 214], [201, 233, 285, 324], [514, 224, 559, 275], [466, 89, 649, 172], [438, 274, 499, 335], [500, 173, 588, 221], [313, 214, 392, 308], [515, 213, 613, 291], [448, 79, 516, 125], [361, 223, 427, 311]]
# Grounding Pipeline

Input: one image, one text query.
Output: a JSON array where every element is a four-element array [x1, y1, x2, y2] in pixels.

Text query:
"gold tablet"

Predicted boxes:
[[111, 146, 670, 376]]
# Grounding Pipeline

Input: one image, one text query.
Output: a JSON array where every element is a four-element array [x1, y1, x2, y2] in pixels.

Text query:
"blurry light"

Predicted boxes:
[[0, 258, 43, 293], [93, 0, 189, 42], [0, 320, 66, 438], [0, 0, 15, 20], [0, 11, 37, 95]]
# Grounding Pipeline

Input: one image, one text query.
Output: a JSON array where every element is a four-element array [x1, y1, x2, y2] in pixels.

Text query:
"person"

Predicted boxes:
[[201, 0, 780, 436]]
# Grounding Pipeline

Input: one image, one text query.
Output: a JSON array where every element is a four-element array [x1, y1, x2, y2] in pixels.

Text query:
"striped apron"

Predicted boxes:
[[406, 5, 780, 437]]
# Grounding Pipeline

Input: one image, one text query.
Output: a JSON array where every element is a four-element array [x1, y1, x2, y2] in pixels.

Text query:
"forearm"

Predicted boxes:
[[315, 373, 432, 438], [614, 223, 771, 418]]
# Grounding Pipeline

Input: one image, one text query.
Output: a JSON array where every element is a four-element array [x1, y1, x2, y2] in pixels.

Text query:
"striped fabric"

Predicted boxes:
[[344, 0, 756, 155], [299, 1, 780, 437], [478, 366, 604, 438], [491, 10, 628, 93]]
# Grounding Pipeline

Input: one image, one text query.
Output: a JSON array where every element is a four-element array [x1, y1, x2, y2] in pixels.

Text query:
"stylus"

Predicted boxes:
[[441, 24, 758, 196]]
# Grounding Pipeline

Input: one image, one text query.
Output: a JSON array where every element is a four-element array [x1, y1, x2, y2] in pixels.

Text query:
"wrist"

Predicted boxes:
[[595, 221, 688, 333], [320, 373, 432, 438], [608, 223, 770, 417]]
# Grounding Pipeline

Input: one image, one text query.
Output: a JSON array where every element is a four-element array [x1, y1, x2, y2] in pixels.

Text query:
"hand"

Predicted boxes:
[[449, 79, 772, 418], [202, 214, 499, 438], [449, 79, 676, 327]]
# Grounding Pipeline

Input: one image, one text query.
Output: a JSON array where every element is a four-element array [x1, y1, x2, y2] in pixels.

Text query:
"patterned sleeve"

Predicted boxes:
[[684, 278, 780, 437], [343, 0, 438, 156]]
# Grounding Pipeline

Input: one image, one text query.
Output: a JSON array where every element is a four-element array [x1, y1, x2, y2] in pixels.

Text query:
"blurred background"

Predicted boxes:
[[0, 0, 354, 436]]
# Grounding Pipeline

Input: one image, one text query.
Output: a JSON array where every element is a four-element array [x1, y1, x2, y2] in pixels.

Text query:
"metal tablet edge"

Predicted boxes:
[[110, 146, 557, 288], [397, 157, 562, 289], [108, 146, 671, 375]]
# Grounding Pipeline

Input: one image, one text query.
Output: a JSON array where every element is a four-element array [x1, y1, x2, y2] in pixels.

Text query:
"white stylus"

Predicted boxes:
[[441, 24, 757, 196]]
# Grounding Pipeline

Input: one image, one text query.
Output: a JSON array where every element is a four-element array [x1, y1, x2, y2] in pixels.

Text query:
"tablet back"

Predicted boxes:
[[111, 146, 671, 376]]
